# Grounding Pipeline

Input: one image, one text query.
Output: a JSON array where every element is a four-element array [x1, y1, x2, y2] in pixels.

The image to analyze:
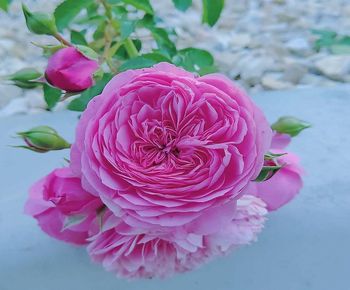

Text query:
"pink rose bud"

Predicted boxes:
[[24, 167, 103, 245], [45, 47, 99, 92]]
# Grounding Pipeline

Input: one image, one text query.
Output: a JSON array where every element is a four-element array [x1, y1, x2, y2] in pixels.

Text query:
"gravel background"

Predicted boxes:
[[0, 0, 349, 116]]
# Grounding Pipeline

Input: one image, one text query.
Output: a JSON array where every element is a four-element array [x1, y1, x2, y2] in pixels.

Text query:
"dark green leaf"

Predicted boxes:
[[67, 74, 113, 111], [119, 53, 171, 71], [43, 84, 62, 110], [172, 0, 192, 11], [54, 0, 93, 31], [202, 0, 224, 26], [121, 0, 153, 14], [70, 30, 87, 45]]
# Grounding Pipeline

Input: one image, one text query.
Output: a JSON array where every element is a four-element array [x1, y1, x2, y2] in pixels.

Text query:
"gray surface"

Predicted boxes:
[[1, 86, 350, 290]]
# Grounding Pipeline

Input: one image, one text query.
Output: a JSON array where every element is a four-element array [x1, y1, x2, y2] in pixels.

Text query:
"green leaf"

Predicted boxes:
[[173, 48, 216, 75], [151, 27, 177, 58], [62, 215, 87, 231], [271, 116, 311, 137], [67, 74, 113, 111], [0, 0, 11, 12], [119, 53, 171, 71], [202, 0, 224, 26], [22, 4, 57, 35], [121, 0, 153, 14], [43, 84, 62, 110], [70, 30, 87, 45], [54, 0, 93, 31], [172, 0, 192, 11]]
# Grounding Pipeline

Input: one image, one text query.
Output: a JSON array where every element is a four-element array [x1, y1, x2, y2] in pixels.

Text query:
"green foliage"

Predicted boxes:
[[312, 29, 350, 55], [0, 0, 11, 12], [70, 30, 88, 45], [202, 0, 225, 26], [172, 0, 224, 26], [121, 0, 154, 15], [119, 53, 171, 71], [43, 84, 62, 110], [173, 48, 216, 75], [11, 0, 224, 111], [22, 4, 57, 35], [172, 0, 192, 11], [5, 68, 42, 89], [54, 0, 94, 31]]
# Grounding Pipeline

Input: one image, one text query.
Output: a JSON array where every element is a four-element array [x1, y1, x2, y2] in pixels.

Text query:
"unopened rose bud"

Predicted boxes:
[[45, 47, 99, 92], [22, 4, 57, 35], [16, 126, 70, 153], [271, 116, 311, 137], [5, 68, 42, 89]]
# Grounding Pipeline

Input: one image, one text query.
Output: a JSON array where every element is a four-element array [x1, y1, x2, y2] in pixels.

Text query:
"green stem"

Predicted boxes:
[[54, 33, 72, 46], [124, 38, 138, 58]]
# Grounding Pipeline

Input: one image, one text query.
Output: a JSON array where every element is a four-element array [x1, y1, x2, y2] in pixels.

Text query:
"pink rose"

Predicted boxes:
[[45, 47, 99, 92], [248, 133, 304, 211], [71, 63, 272, 228], [87, 195, 267, 279], [24, 167, 103, 245]]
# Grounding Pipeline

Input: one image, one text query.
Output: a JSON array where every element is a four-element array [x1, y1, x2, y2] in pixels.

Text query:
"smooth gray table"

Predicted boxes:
[[1, 86, 350, 290]]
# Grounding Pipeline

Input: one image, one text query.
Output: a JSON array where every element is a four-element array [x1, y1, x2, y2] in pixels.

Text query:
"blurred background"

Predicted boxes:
[[0, 0, 349, 117]]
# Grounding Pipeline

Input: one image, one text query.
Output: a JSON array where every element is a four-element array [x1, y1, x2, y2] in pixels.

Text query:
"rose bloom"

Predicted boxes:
[[247, 133, 304, 211], [45, 47, 99, 92], [87, 195, 267, 279], [24, 167, 102, 245], [71, 63, 272, 229]]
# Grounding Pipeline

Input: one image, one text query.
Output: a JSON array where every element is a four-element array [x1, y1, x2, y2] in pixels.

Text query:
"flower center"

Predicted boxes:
[[133, 123, 182, 168]]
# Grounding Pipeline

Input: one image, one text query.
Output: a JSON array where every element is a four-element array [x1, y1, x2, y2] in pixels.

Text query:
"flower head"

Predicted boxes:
[[71, 63, 272, 229]]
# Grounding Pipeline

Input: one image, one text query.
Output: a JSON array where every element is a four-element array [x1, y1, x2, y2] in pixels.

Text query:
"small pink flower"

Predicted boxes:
[[87, 195, 267, 279], [45, 47, 99, 92], [247, 133, 304, 211], [71, 62, 272, 229], [24, 167, 103, 245]]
